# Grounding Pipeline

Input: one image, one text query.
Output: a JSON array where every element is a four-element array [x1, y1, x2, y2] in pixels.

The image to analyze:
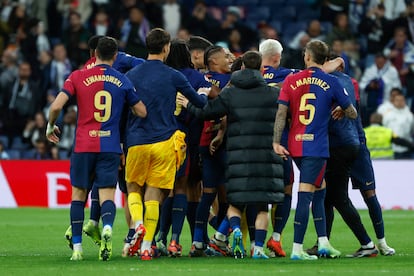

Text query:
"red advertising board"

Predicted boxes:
[[0, 160, 124, 208], [0, 160, 413, 209]]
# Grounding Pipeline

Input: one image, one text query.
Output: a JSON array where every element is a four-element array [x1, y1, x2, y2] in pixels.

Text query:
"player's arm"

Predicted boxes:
[[343, 104, 357, 119], [177, 89, 228, 120], [273, 104, 290, 159], [391, 135, 414, 150], [130, 100, 147, 118], [46, 91, 69, 144], [176, 72, 207, 108], [208, 85, 220, 98], [210, 117, 226, 155]]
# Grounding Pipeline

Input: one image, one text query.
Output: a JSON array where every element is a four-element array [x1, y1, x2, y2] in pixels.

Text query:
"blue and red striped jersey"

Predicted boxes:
[[84, 51, 145, 73], [278, 67, 351, 157], [200, 71, 231, 147], [262, 65, 298, 86], [62, 64, 140, 153], [262, 65, 299, 148]]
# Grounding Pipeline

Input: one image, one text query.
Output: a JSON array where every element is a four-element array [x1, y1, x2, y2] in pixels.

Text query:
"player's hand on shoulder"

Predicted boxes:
[[331, 106, 345, 120]]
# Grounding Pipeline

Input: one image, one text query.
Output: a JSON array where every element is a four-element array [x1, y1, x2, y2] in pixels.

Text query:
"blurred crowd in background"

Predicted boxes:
[[1, 0, 414, 160]]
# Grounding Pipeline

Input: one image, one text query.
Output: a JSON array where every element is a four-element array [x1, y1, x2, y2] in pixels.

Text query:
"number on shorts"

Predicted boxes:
[[299, 93, 316, 125], [94, 90, 112, 122]]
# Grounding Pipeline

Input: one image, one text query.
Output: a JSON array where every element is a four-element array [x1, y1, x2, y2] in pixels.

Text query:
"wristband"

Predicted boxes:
[[46, 122, 55, 136]]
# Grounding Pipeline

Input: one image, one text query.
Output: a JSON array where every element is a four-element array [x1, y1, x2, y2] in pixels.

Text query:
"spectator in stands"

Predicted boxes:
[[119, 4, 150, 59], [359, 3, 393, 69], [22, 111, 47, 148], [320, 0, 348, 22], [383, 27, 414, 89], [89, 9, 119, 39], [0, 47, 18, 105], [368, 0, 406, 21], [394, 0, 414, 43], [377, 87, 403, 116], [176, 27, 190, 41], [3, 61, 43, 145], [325, 12, 356, 47], [28, 1, 48, 35], [187, 0, 219, 40], [0, 17, 10, 55], [32, 137, 57, 160], [20, 18, 50, 81], [348, 0, 369, 34], [46, 0, 64, 46], [46, 44, 72, 98], [331, 38, 358, 77], [0, 140, 9, 159], [227, 29, 243, 57], [258, 23, 280, 42], [212, 6, 258, 52], [162, 0, 188, 38], [288, 20, 325, 51], [57, 0, 92, 27], [62, 11, 91, 68], [382, 93, 414, 159], [58, 105, 76, 156], [364, 112, 414, 159], [0, 47, 18, 134], [359, 52, 401, 126], [6, 3, 27, 45]]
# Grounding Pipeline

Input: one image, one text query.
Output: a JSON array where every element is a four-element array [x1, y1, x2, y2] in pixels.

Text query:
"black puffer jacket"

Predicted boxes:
[[187, 69, 284, 205]]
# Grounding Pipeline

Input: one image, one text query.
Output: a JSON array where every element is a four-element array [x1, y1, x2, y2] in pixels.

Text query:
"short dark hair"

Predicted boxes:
[[96, 36, 118, 61], [231, 56, 243, 72], [241, 51, 262, 70], [166, 39, 194, 69], [146, 28, 171, 55], [305, 40, 329, 65], [204, 45, 223, 68], [88, 35, 104, 50], [390, 87, 403, 95], [188, 36, 213, 52]]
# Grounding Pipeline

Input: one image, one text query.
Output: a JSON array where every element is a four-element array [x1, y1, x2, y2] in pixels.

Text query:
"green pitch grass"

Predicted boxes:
[[0, 208, 413, 276]]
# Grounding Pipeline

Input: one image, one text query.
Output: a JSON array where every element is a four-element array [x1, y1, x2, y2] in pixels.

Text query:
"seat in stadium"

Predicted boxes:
[[280, 21, 308, 45], [0, 135, 9, 148], [297, 8, 320, 21], [246, 6, 270, 22], [7, 149, 21, 159], [320, 21, 333, 34], [273, 5, 296, 21], [234, 0, 259, 7], [10, 137, 29, 150], [269, 20, 282, 33]]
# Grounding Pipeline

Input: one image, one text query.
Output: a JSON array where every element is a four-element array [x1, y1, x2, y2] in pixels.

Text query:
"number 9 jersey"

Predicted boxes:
[[278, 67, 351, 158], [62, 64, 141, 153]]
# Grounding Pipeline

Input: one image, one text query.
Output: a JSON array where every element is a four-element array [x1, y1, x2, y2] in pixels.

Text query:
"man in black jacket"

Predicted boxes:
[[177, 51, 284, 259]]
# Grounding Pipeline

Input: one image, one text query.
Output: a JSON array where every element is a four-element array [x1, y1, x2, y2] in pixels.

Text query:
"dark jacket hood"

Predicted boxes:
[[230, 69, 266, 89]]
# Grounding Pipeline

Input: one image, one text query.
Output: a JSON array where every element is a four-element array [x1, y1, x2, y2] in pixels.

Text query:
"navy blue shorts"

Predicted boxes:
[[293, 156, 327, 188], [70, 152, 120, 190], [350, 144, 376, 191], [118, 165, 127, 193], [176, 146, 190, 178], [199, 146, 226, 189]]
